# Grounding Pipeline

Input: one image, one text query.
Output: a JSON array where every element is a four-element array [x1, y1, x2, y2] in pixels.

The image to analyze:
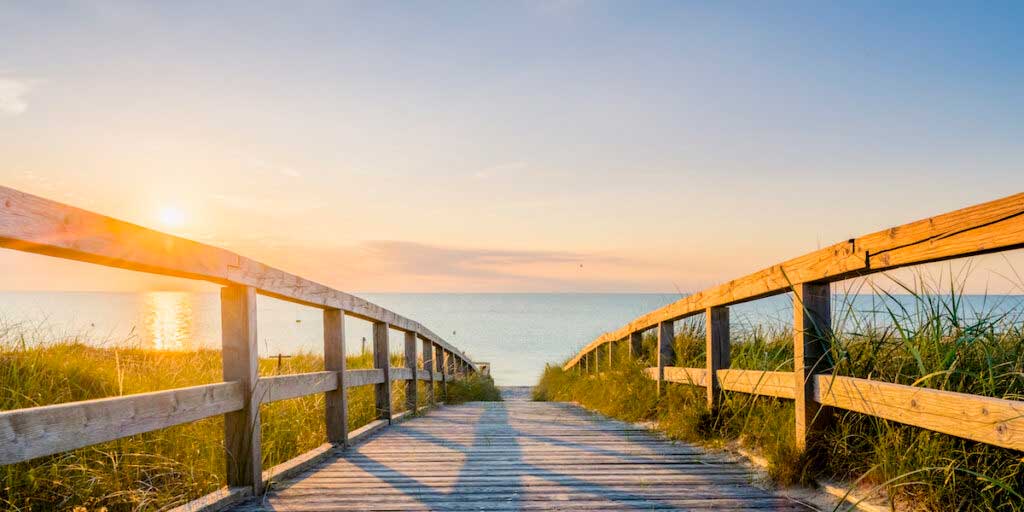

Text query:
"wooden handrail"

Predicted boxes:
[[568, 192, 1024, 453], [0, 185, 480, 496], [0, 185, 474, 367], [565, 192, 1024, 369]]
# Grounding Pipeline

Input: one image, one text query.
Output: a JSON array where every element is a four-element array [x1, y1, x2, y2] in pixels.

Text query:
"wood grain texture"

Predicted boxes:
[[656, 320, 674, 395], [253, 372, 338, 404], [815, 375, 1024, 451], [422, 339, 435, 404], [390, 367, 414, 381], [323, 308, 348, 446], [345, 369, 386, 388], [226, 400, 811, 511], [705, 306, 730, 410], [373, 323, 392, 422], [718, 370, 795, 399], [793, 283, 832, 452], [0, 382, 243, 465], [221, 286, 262, 495], [648, 367, 707, 387], [0, 186, 475, 371], [405, 332, 418, 412], [565, 192, 1024, 370]]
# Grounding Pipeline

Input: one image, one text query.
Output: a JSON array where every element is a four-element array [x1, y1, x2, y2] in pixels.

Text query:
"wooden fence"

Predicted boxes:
[[0, 185, 478, 498], [564, 192, 1024, 452]]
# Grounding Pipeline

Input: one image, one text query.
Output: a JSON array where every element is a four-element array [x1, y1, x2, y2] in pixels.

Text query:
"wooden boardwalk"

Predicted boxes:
[[230, 396, 814, 511]]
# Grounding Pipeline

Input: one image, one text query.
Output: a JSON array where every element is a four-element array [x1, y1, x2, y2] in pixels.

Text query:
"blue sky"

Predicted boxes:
[[1, 1, 1022, 292]]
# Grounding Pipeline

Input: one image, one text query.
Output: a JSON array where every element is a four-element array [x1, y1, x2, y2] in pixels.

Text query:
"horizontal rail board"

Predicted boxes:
[[0, 382, 244, 464], [255, 372, 338, 404], [718, 370, 795, 399], [417, 371, 434, 381], [814, 375, 1024, 451], [648, 367, 707, 387], [0, 186, 475, 371], [566, 193, 1024, 369], [389, 367, 413, 381], [345, 369, 385, 388]]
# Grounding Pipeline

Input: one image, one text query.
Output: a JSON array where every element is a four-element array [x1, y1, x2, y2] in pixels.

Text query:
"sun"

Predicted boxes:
[[158, 206, 186, 229]]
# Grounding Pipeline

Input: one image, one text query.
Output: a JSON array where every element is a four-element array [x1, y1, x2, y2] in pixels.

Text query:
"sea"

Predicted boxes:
[[1, 292, 1022, 385]]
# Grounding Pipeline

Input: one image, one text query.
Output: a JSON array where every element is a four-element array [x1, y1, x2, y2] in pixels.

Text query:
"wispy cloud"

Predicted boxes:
[[0, 78, 32, 115]]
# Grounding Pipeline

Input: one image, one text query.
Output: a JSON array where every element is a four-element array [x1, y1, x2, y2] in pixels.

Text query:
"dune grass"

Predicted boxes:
[[535, 274, 1024, 511], [0, 326, 500, 512]]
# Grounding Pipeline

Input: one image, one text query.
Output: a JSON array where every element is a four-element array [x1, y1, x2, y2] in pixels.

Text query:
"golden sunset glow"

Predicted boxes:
[[158, 207, 186, 230]]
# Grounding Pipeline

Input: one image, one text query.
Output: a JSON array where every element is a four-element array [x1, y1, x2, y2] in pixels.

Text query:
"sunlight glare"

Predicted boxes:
[[158, 206, 186, 229]]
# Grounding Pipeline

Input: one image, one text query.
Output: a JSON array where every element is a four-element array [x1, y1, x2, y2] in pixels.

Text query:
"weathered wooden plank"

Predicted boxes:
[[793, 282, 832, 452], [815, 375, 1024, 451], [422, 338, 435, 404], [372, 322, 391, 422], [648, 366, 707, 387], [565, 192, 1024, 370], [0, 382, 243, 464], [404, 332, 418, 412], [344, 369, 385, 387], [0, 186, 476, 371], [221, 285, 262, 495], [226, 401, 810, 512], [389, 367, 413, 381], [656, 320, 674, 395], [253, 371, 338, 404], [706, 306, 730, 410], [323, 308, 347, 446], [718, 370, 795, 399]]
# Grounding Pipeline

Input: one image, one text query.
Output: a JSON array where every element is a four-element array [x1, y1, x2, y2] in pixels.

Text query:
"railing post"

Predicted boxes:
[[324, 308, 348, 447], [220, 285, 262, 496], [421, 337, 434, 405], [705, 306, 730, 412], [629, 331, 643, 361], [373, 322, 392, 423], [404, 332, 417, 413], [794, 282, 832, 452], [607, 341, 613, 369], [657, 320, 674, 396], [435, 344, 446, 401]]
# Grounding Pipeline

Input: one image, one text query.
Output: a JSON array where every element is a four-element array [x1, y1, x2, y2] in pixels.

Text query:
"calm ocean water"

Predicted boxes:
[[1, 292, 1022, 385]]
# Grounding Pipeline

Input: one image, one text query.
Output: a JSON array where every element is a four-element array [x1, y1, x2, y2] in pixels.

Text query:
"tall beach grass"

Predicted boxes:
[[535, 271, 1024, 511], [0, 323, 500, 511]]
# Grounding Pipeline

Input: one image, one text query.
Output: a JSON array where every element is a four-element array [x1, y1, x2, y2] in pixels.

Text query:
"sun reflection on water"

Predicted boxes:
[[143, 291, 194, 350]]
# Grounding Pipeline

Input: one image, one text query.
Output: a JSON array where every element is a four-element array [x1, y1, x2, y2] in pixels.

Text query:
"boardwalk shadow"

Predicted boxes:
[[250, 402, 772, 510]]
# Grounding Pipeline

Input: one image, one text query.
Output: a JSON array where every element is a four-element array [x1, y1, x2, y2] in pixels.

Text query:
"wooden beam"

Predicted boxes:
[[344, 369, 385, 388], [564, 192, 1024, 370], [0, 382, 243, 465], [421, 337, 435, 404], [815, 376, 1024, 451], [323, 308, 347, 446], [647, 366, 706, 387], [405, 332, 418, 413], [629, 331, 643, 361], [221, 285, 262, 495], [389, 367, 413, 381], [372, 322, 392, 423], [718, 370, 795, 399], [657, 320, 674, 396], [0, 186, 476, 372], [705, 306, 730, 411], [435, 344, 446, 401], [253, 372, 338, 404], [794, 282, 832, 452]]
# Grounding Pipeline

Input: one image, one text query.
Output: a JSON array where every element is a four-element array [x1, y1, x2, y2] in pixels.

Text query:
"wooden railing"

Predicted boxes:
[[0, 185, 478, 498], [564, 192, 1024, 452]]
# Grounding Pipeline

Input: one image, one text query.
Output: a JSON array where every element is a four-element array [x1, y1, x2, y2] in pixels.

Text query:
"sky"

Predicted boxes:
[[1, 1, 1022, 293]]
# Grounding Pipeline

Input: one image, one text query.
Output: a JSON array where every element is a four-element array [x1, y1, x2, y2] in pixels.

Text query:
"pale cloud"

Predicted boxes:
[[0, 78, 32, 115]]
